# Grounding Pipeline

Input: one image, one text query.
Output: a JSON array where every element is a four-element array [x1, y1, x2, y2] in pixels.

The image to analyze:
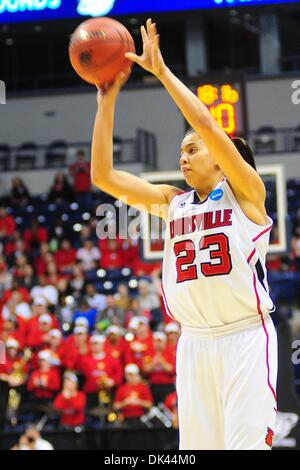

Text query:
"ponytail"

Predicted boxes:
[[231, 137, 257, 171]]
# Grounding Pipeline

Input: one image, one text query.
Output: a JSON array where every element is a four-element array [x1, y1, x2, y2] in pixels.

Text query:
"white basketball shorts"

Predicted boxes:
[[176, 317, 278, 450]]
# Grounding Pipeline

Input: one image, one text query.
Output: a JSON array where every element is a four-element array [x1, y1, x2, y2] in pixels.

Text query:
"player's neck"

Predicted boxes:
[[195, 174, 224, 202]]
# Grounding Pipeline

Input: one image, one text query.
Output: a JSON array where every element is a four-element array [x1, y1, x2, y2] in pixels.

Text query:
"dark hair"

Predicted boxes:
[[231, 137, 256, 171]]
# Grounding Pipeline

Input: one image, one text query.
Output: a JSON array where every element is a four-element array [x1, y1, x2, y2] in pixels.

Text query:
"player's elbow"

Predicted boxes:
[[194, 115, 216, 135], [91, 167, 112, 189], [91, 172, 102, 188]]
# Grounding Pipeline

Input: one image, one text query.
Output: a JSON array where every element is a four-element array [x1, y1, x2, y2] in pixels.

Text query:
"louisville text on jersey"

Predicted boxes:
[[170, 209, 232, 239]]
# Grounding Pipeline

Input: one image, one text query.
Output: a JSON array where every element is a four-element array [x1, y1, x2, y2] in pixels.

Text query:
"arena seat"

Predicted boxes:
[[254, 126, 276, 154], [0, 144, 10, 171], [45, 140, 68, 168], [15, 142, 38, 170]]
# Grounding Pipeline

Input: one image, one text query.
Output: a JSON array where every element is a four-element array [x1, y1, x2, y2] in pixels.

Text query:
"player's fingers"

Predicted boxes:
[[153, 34, 160, 52], [125, 52, 142, 66], [141, 25, 148, 44], [149, 22, 157, 40], [146, 18, 152, 36]]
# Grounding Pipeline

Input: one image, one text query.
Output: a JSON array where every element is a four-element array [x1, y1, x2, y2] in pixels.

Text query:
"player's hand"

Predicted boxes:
[[97, 69, 130, 107], [125, 18, 167, 78]]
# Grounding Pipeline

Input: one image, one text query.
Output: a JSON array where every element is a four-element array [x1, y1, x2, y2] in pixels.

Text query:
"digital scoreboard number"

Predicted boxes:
[[190, 78, 247, 137]]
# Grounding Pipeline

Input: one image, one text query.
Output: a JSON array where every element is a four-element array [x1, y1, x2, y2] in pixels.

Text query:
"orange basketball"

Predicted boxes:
[[69, 17, 135, 87]]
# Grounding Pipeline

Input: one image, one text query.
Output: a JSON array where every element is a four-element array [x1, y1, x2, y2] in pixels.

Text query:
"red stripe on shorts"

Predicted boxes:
[[252, 272, 277, 406]]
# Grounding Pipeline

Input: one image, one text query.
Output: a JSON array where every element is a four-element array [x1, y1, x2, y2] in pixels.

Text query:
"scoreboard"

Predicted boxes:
[[190, 77, 247, 137]]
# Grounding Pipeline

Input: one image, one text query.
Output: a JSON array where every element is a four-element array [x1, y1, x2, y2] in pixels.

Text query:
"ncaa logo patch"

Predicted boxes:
[[210, 189, 223, 201]]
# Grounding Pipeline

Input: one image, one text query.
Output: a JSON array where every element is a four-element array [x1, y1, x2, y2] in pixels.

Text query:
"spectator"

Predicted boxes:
[[142, 331, 176, 404], [164, 391, 178, 429], [11, 424, 54, 450], [53, 372, 86, 429], [57, 295, 73, 325], [0, 338, 28, 430], [26, 313, 54, 350], [30, 274, 59, 307], [27, 350, 61, 402], [76, 239, 100, 272], [105, 325, 126, 365], [64, 325, 90, 369], [136, 279, 162, 327], [124, 316, 154, 370], [78, 334, 123, 408], [77, 224, 93, 248], [26, 297, 59, 341], [6, 239, 29, 266], [2, 278, 30, 304], [70, 264, 85, 294], [164, 322, 180, 347], [23, 220, 48, 254], [0, 206, 16, 243], [2, 291, 31, 321], [46, 329, 66, 364], [18, 264, 37, 291], [100, 239, 124, 270], [0, 317, 25, 348], [85, 283, 107, 312], [11, 254, 30, 280], [29, 328, 67, 370], [0, 255, 12, 295], [96, 295, 125, 330], [54, 239, 77, 274], [69, 150, 92, 209], [114, 284, 133, 311], [119, 238, 139, 270], [136, 279, 161, 312], [113, 363, 153, 427], [45, 261, 67, 286], [48, 172, 74, 204], [73, 298, 97, 331], [10, 177, 31, 207], [34, 243, 51, 276]]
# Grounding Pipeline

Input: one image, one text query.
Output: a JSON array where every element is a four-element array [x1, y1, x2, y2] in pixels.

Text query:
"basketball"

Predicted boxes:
[[69, 17, 135, 87]]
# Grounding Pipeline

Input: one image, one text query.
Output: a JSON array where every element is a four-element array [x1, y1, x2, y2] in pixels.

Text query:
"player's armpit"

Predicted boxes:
[[92, 169, 181, 219]]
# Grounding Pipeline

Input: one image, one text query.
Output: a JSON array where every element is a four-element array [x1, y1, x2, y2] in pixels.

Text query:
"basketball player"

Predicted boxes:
[[91, 19, 277, 450]]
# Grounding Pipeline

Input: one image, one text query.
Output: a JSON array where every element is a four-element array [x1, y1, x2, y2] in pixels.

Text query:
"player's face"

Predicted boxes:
[[180, 132, 218, 187]]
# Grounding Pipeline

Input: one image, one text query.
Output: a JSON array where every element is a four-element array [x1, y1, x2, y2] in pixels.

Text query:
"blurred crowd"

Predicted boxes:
[[2, 152, 300, 434], [0, 151, 178, 433]]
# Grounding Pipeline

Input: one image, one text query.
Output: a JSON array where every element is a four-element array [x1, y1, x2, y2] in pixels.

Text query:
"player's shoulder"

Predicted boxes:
[[169, 189, 194, 207]]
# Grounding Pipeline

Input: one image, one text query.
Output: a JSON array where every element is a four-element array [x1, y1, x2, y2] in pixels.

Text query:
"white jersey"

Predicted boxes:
[[162, 179, 274, 334]]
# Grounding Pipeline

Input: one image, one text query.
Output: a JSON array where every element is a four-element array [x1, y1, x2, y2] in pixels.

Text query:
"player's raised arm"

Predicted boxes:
[[126, 19, 266, 208], [91, 73, 180, 220]]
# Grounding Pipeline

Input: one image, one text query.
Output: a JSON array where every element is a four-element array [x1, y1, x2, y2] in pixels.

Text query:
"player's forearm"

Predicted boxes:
[[91, 101, 115, 187], [158, 67, 213, 132]]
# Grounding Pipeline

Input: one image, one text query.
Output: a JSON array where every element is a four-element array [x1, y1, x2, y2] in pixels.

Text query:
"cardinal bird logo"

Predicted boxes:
[[265, 427, 274, 448], [77, 0, 116, 17]]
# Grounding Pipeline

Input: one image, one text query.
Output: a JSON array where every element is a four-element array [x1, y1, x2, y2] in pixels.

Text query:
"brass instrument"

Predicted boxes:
[[7, 348, 32, 427]]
